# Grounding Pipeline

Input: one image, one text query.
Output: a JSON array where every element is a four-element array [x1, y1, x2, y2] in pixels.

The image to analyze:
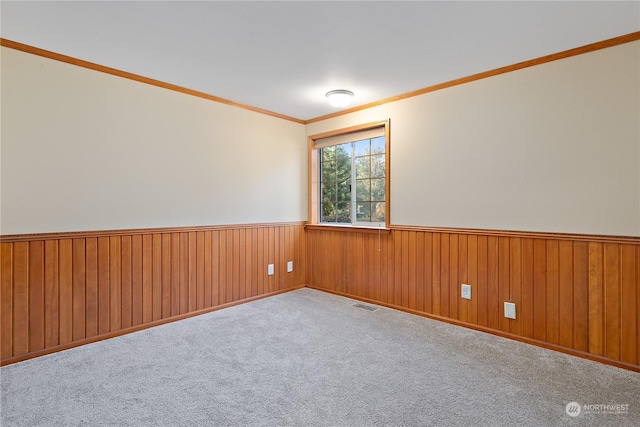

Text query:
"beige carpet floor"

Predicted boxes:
[[2, 288, 639, 426]]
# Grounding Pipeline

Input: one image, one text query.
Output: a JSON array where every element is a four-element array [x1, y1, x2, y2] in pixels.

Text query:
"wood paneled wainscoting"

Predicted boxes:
[[306, 225, 640, 372], [0, 222, 306, 365]]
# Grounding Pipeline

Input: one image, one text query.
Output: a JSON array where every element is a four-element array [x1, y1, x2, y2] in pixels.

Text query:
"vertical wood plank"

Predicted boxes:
[[330, 231, 340, 292], [588, 242, 604, 356], [247, 227, 255, 296], [573, 241, 589, 352], [467, 235, 478, 325], [251, 228, 258, 297], [619, 244, 637, 365], [294, 226, 312, 285], [188, 232, 197, 311], [521, 239, 534, 339], [458, 235, 468, 323], [71, 239, 86, 341], [1, 243, 14, 359], [298, 226, 305, 288], [142, 235, 153, 324], [121, 236, 133, 329], [309, 229, 317, 289], [440, 234, 450, 318], [532, 239, 546, 342], [256, 228, 264, 296], [97, 237, 110, 335], [196, 232, 205, 309], [152, 234, 162, 321], [344, 232, 354, 295], [386, 231, 395, 307], [305, 230, 312, 287], [379, 230, 389, 304], [486, 236, 499, 330], [218, 230, 227, 304], [277, 227, 285, 291], [58, 240, 73, 345], [509, 238, 522, 336], [400, 231, 409, 307], [637, 246, 640, 365], [393, 230, 403, 306], [44, 240, 59, 348], [497, 237, 510, 333], [558, 240, 573, 348], [225, 229, 234, 300], [161, 234, 172, 318], [370, 232, 380, 301], [297, 226, 303, 288], [29, 241, 45, 352], [328, 230, 335, 291], [179, 233, 189, 314], [109, 236, 121, 332], [449, 234, 459, 319], [239, 229, 247, 299], [211, 230, 220, 306], [85, 238, 98, 338], [431, 232, 441, 315], [364, 233, 372, 300], [546, 240, 559, 345], [415, 231, 425, 313], [357, 233, 365, 298], [603, 243, 620, 361], [231, 229, 240, 299], [131, 235, 143, 326], [170, 233, 180, 316], [362, 234, 376, 298], [267, 227, 275, 294], [476, 236, 488, 327], [204, 231, 213, 307], [283, 226, 291, 292], [13, 242, 29, 356], [423, 233, 433, 314], [292, 226, 308, 286], [329, 231, 338, 292]]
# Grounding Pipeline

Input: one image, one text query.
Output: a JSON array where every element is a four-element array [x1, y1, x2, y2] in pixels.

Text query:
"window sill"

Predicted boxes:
[[305, 224, 391, 234]]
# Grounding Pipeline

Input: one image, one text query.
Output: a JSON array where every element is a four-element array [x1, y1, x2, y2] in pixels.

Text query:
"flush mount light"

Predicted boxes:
[[326, 89, 354, 108]]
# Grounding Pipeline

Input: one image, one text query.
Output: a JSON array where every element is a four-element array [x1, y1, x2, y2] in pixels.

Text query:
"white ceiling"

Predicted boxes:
[[2, 1, 639, 121]]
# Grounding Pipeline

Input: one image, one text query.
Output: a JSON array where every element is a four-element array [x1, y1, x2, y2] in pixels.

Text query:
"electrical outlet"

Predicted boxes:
[[287, 261, 293, 273], [461, 284, 471, 300], [267, 264, 274, 276], [504, 302, 516, 319]]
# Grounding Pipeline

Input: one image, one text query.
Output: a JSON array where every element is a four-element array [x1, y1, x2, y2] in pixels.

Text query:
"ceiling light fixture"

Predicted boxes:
[[326, 89, 354, 108]]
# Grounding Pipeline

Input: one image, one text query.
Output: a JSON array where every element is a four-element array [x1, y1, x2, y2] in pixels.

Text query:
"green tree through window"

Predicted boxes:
[[320, 136, 386, 224]]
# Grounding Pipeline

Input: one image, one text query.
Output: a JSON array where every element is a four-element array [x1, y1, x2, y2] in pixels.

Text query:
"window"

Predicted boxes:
[[308, 121, 389, 227]]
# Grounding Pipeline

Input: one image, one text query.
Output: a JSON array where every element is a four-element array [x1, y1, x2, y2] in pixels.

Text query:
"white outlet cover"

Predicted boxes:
[[287, 261, 293, 272], [504, 302, 516, 319], [461, 284, 471, 300], [268, 264, 274, 276]]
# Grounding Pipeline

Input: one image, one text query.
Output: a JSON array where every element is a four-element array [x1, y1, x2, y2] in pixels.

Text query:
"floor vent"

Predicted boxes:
[[353, 303, 379, 312]]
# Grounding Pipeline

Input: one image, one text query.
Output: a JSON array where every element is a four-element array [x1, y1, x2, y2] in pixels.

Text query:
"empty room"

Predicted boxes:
[[1, 1, 639, 426]]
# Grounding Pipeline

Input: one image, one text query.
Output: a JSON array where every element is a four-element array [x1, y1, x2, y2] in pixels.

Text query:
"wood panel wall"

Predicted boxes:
[[306, 226, 640, 371], [3, 222, 638, 371], [0, 222, 305, 365]]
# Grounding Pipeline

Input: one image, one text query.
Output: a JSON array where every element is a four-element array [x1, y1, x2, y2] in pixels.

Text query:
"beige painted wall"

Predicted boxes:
[[3, 40, 639, 237], [307, 41, 640, 236], [1, 47, 307, 234]]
